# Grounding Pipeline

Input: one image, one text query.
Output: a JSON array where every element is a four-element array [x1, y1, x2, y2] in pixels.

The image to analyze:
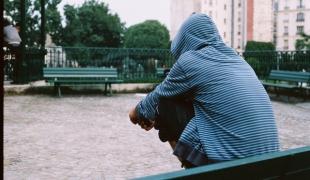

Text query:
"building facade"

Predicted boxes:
[[200, 0, 248, 51], [252, 0, 274, 43], [170, 0, 274, 52], [275, 0, 310, 50], [170, 0, 201, 40]]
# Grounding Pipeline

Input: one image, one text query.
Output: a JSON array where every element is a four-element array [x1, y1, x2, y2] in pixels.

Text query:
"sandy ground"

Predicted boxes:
[[3, 94, 310, 180]]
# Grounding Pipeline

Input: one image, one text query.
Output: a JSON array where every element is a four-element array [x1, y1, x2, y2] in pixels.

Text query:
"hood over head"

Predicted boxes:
[[171, 13, 224, 59]]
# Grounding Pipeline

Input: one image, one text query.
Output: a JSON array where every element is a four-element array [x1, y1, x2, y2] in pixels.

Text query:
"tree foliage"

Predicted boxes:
[[245, 41, 276, 51], [295, 33, 310, 50], [123, 20, 170, 49], [244, 41, 276, 78], [61, 0, 125, 47], [45, 0, 62, 45], [4, 0, 62, 47]]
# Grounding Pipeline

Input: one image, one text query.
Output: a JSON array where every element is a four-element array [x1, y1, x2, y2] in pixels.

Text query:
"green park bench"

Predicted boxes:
[[136, 146, 310, 179], [262, 70, 310, 89], [43, 67, 123, 97], [262, 70, 310, 97], [156, 68, 170, 78]]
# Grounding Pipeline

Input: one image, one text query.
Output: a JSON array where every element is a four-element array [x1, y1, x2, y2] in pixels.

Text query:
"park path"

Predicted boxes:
[[3, 94, 310, 180]]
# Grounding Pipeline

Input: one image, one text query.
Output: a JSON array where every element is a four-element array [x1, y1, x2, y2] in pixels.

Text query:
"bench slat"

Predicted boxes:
[[262, 82, 298, 89], [46, 79, 123, 83], [137, 146, 310, 180], [268, 70, 310, 83], [44, 74, 118, 78]]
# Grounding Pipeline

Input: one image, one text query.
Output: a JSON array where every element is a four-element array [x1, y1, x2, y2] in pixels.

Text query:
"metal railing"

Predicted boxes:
[[45, 47, 174, 83], [242, 50, 310, 79], [3, 47, 310, 83], [3, 47, 45, 83]]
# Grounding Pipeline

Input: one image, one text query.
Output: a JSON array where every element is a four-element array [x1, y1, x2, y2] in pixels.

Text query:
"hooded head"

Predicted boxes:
[[171, 13, 224, 60]]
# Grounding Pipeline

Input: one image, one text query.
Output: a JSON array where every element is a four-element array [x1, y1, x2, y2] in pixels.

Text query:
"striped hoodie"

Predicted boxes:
[[136, 13, 279, 165]]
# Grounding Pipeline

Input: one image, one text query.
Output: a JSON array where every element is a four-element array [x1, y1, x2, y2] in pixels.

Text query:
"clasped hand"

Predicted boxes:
[[129, 107, 154, 131]]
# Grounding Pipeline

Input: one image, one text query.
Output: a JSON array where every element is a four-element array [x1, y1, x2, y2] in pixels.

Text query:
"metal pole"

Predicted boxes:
[[19, 0, 26, 83], [41, 0, 46, 49], [40, 0, 46, 79]]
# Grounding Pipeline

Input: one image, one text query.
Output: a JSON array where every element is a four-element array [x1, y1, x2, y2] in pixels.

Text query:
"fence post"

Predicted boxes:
[[276, 52, 280, 70]]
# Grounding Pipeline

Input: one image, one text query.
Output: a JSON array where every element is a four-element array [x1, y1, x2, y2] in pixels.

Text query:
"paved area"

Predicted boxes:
[[3, 94, 310, 180]]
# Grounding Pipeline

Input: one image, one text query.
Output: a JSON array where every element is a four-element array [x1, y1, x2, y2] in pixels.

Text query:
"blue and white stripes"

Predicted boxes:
[[137, 13, 279, 162]]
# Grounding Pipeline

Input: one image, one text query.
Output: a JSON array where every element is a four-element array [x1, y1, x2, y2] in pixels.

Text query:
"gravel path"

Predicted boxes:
[[3, 94, 310, 180]]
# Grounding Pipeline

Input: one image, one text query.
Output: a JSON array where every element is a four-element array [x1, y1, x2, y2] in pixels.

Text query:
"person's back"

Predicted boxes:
[[176, 47, 278, 162], [129, 13, 279, 167]]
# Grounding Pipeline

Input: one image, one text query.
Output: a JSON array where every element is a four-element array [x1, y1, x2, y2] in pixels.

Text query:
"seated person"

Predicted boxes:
[[129, 13, 279, 168]]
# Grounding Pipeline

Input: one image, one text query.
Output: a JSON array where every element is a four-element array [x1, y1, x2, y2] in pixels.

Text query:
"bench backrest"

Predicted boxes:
[[43, 67, 119, 79], [156, 68, 170, 78], [269, 70, 310, 83], [137, 146, 310, 180]]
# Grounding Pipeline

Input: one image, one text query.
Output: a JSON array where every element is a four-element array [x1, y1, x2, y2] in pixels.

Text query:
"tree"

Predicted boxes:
[[123, 20, 170, 49], [4, 0, 62, 47], [61, 0, 125, 47], [295, 33, 310, 50], [245, 41, 275, 51], [244, 41, 276, 79], [45, 0, 62, 45]]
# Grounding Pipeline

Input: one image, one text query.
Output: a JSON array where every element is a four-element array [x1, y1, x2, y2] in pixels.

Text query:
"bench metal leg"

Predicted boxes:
[[104, 83, 108, 95], [58, 86, 61, 97], [54, 84, 61, 97], [104, 83, 112, 95], [109, 83, 112, 95]]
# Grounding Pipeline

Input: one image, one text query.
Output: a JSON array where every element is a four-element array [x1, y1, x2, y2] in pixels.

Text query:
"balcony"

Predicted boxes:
[[297, 5, 305, 9]]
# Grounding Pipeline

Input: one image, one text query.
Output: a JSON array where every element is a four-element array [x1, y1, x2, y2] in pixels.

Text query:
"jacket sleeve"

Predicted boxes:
[[136, 61, 192, 121]]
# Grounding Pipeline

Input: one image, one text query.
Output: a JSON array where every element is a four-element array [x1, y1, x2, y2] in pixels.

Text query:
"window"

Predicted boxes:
[[283, 19, 289, 23], [284, 0, 289, 10], [284, 26, 288, 36], [238, 0, 242, 7], [296, 12, 304, 22], [297, 26, 304, 35], [297, 0, 304, 8], [224, 18, 226, 24], [224, 4, 227, 10], [209, 11, 212, 17], [209, 0, 212, 6], [224, 32, 226, 38], [284, 40, 288, 50]]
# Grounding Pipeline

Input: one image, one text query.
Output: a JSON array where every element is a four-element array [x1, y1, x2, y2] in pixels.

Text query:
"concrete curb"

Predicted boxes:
[[4, 80, 157, 95]]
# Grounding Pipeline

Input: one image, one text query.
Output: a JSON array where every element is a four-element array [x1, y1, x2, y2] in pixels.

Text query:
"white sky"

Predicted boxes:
[[58, 0, 171, 30]]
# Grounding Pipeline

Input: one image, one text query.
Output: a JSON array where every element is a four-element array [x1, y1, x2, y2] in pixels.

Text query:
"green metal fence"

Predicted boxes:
[[3, 47, 310, 83], [242, 50, 310, 79], [23, 48, 46, 82], [45, 47, 174, 83]]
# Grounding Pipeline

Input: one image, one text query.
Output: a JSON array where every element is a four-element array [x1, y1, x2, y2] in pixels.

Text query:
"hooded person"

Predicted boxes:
[[129, 13, 279, 167]]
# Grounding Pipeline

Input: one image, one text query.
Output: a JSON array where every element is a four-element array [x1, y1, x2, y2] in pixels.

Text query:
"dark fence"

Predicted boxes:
[[3, 47, 45, 83], [3, 47, 310, 83], [242, 50, 310, 79], [44, 47, 174, 83]]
